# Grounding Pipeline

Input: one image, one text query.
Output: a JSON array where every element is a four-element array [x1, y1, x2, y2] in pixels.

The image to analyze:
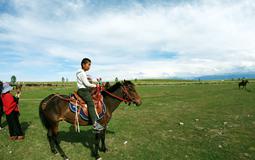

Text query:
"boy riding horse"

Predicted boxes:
[[76, 58, 104, 131]]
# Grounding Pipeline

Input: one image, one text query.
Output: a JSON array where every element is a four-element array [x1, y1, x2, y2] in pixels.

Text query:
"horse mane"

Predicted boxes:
[[122, 80, 134, 86], [101, 80, 134, 96], [101, 82, 122, 96]]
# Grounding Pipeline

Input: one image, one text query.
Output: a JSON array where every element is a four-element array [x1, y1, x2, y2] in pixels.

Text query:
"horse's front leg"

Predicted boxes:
[[94, 132, 102, 160], [100, 129, 108, 152]]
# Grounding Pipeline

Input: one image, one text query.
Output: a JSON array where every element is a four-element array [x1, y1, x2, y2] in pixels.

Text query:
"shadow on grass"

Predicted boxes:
[[246, 89, 252, 92], [21, 121, 31, 134], [58, 126, 115, 157], [0, 119, 31, 135]]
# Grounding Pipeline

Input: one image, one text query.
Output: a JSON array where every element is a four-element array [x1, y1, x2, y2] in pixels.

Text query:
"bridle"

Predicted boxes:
[[103, 85, 134, 104]]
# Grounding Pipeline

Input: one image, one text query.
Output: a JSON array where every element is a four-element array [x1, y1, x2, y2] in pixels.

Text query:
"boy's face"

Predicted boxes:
[[82, 62, 91, 71]]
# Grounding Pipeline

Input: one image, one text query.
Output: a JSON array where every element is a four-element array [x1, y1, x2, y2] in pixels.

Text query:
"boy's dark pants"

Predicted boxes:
[[6, 111, 23, 136], [77, 88, 97, 124]]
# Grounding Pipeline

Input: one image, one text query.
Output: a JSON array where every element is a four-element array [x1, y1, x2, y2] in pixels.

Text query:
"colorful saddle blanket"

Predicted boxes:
[[68, 88, 106, 121], [69, 101, 106, 121]]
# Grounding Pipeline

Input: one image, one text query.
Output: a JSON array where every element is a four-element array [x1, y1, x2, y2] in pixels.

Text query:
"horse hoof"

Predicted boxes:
[[51, 150, 58, 154], [104, 148, 108, 153], [100, 148, 108, 153], [95, 155, 102, 160]]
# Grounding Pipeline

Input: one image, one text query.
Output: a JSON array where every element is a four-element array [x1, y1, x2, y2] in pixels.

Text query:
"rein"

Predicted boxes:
[[103, 86, 131, 103]]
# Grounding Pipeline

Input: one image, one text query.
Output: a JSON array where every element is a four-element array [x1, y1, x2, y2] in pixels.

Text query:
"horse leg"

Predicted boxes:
[[100, 129, 108, 152], [47, 130, 58, 154], [51, 125, 69, 160], [94, 132, 102, 160]]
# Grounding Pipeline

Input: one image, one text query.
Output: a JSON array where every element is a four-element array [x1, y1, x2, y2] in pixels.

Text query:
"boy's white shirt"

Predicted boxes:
[[76, 69, 96, 89]]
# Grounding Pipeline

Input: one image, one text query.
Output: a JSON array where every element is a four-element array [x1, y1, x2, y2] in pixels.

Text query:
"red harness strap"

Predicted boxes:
[[103, 89, 130, 103]]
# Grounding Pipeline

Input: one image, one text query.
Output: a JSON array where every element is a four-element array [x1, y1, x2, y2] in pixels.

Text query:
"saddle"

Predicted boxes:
[[68, 87, 106, 121]]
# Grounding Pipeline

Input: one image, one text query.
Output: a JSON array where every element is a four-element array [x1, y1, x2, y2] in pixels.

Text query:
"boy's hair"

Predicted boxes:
[[81, 58, 91, 67]]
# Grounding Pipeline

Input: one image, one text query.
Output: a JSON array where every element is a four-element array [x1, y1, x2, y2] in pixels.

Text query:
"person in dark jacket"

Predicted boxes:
[[0, 81, 3, 129], [1, 83, 24, 140]]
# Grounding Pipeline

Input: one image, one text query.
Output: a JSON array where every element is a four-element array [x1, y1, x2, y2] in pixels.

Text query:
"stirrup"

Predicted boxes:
[[93, 122, 104, 131]]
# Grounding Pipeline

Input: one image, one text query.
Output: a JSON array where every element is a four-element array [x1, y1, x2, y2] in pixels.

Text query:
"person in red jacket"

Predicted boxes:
[[1, 83, 24, 140]]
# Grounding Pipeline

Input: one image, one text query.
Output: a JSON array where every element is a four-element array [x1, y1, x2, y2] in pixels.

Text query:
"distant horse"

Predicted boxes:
[[239, 80, 249, 89], [39, 81, 142, 160]]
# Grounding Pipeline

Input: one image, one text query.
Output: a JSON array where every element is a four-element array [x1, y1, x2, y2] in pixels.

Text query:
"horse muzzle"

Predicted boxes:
[[134, 99, 142, 106]]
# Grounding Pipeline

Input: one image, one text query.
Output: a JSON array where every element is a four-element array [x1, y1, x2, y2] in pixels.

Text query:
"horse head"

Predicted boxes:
[[121, 80, 142, 106]]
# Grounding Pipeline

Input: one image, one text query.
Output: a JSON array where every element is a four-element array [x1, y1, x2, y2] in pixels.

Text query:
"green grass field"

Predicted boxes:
[[0, 80, 255, 160]]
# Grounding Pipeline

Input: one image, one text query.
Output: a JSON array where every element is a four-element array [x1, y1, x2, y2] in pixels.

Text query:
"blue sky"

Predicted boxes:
[[0, 0, 255, 82]]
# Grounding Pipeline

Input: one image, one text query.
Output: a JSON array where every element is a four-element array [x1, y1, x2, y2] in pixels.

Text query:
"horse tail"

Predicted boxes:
[[39, 94, 55, 130]]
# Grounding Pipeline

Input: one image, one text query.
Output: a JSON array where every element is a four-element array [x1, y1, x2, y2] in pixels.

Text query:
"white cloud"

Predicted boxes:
[[1, 0, 255, 81]]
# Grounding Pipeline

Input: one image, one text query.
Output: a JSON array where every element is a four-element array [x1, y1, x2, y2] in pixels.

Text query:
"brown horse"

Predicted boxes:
[[39, 80, 142, 160]]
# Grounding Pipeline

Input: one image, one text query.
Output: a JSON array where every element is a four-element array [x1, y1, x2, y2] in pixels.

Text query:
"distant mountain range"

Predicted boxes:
[[193, 72, 255, 80]]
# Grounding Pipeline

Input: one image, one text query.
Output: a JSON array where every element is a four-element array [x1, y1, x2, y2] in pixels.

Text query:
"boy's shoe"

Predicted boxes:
[[93, 122, 104, 131]]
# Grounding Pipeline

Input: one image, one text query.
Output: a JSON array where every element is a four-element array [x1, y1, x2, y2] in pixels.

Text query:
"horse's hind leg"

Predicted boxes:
[[51, 125, 69, 160], [47, 130, 58, 154]]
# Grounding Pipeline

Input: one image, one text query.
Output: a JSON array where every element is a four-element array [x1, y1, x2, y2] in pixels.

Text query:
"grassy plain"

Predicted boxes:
[[0, 80, 254, 160]]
